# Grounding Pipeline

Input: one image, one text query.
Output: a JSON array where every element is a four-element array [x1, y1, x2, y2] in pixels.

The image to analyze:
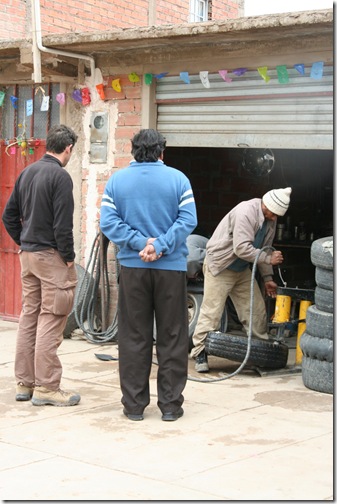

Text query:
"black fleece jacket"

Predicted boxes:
[[2, 154, 75, 262]]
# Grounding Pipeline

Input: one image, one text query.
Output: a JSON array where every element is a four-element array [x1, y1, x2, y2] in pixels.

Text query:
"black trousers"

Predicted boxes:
[[118, 267, 188, 415]]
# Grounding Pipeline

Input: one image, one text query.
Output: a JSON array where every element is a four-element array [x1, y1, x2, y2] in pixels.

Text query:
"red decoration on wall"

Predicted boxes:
[[81, 87, 91, 105]]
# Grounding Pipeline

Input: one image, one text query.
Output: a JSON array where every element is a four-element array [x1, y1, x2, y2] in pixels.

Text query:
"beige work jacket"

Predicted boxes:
[[206, 198, 277, 281]]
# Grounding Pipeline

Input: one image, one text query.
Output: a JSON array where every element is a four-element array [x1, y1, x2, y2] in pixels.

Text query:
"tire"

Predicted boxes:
[[301, 355, 333, 394], [315, 266, 333, 290], [64, 264, 94, 337], [311, 236, 333, 270], [188, 294, 228, 352], [315, 286, 333, 313], [300, 332, 333, 362], [187, 293, 203, 338], [205, 331, 289, 370], [305, 305, 333, 340]]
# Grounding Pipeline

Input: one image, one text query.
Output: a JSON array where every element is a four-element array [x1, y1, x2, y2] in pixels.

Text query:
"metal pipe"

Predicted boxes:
[[31, 0, 95, 83]]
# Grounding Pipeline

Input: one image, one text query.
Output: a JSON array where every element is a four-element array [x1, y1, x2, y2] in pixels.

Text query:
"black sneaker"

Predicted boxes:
[[195, 350, 209, 373], [162, 407, 184, 422], [123, 408, 144, 421]]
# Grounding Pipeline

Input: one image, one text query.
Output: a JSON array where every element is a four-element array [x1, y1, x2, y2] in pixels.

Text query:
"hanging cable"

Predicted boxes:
[[92, 245, 278, 383], [74, 230, 119, 344]]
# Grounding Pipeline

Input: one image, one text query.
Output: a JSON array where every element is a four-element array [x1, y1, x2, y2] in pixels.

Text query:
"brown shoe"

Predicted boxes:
[[31, 386, 81, 407], [16, 382, 34, 401]]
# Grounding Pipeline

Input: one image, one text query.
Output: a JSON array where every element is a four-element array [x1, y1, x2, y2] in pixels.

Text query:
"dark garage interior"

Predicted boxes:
[[164, 147, 333, 290]]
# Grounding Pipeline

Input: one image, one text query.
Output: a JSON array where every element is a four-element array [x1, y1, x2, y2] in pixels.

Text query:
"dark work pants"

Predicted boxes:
[[118, 267, 188, 415]]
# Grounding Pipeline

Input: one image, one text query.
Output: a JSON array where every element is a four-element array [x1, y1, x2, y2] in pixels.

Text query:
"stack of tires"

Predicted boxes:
[[300, 236, 333, 394]]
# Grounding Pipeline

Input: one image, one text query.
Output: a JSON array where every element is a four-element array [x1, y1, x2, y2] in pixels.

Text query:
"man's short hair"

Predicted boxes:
[[131, 129, 166, 162], [46, 125, 78, 154]]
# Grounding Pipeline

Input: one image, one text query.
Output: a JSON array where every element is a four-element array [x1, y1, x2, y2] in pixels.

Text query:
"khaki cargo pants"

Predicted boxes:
[[15, 249, 77, 390], [191, 261, 268, 358]]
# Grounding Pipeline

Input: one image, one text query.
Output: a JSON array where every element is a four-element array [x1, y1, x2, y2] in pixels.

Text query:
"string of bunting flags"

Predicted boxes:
[[0, 61, 325, 111]]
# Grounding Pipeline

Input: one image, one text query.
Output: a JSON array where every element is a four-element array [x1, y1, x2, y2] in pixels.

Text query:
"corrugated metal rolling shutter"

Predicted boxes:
[[156, 67, 333, 149]]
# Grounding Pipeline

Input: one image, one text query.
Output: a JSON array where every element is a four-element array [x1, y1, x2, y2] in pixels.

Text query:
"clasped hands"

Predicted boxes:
[[139, 238, 162, 262]]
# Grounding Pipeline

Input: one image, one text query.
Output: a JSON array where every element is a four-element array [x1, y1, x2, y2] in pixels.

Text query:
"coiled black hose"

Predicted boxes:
[[74, 231, 120, 344]]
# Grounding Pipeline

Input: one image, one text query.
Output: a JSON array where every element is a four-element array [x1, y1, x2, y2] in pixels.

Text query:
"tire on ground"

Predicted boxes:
[[305, 304, 333, 339], [314, 286, 333, 313], [64, 264, 94, 337], [315, 266, 333, 290], [299, 332, 333, 362], [301, 355, 333, 394], [205, 331, 289, 370], [310, 236, 333, 270]]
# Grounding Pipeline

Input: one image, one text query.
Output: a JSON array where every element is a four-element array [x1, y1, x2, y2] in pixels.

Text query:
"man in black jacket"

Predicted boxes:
[[2, 124, 81, 406]]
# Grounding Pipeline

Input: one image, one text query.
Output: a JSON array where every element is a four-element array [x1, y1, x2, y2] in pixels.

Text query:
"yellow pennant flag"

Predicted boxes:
[[112, 78, 122, 92], [257, 66, 270, 83], [128, 72, 140, 83]]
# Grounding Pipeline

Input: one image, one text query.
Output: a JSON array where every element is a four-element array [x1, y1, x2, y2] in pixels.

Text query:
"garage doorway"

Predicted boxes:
[[164, 146, 333, 289]]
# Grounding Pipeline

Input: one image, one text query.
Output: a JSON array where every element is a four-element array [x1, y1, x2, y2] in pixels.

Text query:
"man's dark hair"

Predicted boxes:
[[131, 129, 166, 162], [46, 124, 78, 154]]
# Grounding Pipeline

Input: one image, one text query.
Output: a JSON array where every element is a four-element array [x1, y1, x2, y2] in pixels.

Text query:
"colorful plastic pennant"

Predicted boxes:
[[128, 72, 140, 83], [218, 70, 232, 83], [56, 92, 66, 105], [81, 87, 91, 105], [310, 61, 324, 79], [276, 65, 289, 84], [10, 96, 18, 109], [96, 84, 105, 100], [294, 63, 305, 76], [232, 68, 247, 76], [40, 96, 50, 111], [26, 99, 33, 116], [154, 72, 169, 79], [180, 72, 190, 84], [71, 89, 82, 103], [112, 78, 122, 92], [257, 66, 270, 83], [199, 71, 210, 88], [144, 74, 153, 85]]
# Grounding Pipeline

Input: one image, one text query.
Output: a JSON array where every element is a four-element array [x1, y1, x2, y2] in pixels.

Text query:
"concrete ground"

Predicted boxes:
[[0, 319, 333, 501]]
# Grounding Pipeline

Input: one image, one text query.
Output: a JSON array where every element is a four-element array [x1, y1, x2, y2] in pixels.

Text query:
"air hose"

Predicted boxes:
[[74, 231, 119, 344], [187, 245, 277, 383], [83, 238, 278, 383]]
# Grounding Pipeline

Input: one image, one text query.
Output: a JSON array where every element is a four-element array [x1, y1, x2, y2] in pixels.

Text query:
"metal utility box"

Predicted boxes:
[[89, 112, 108, 163]]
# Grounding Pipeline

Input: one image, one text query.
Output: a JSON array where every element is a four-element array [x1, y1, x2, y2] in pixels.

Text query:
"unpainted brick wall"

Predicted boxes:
[[0, 0, 243, 40], [0, 0, 26, 39]]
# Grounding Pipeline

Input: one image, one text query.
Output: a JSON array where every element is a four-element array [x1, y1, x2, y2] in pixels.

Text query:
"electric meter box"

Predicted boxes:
[[89, 112, 108, 163]]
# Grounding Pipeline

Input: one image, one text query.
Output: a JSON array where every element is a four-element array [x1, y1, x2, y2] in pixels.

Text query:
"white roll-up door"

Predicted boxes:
[[156, 67, 333, 149]]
